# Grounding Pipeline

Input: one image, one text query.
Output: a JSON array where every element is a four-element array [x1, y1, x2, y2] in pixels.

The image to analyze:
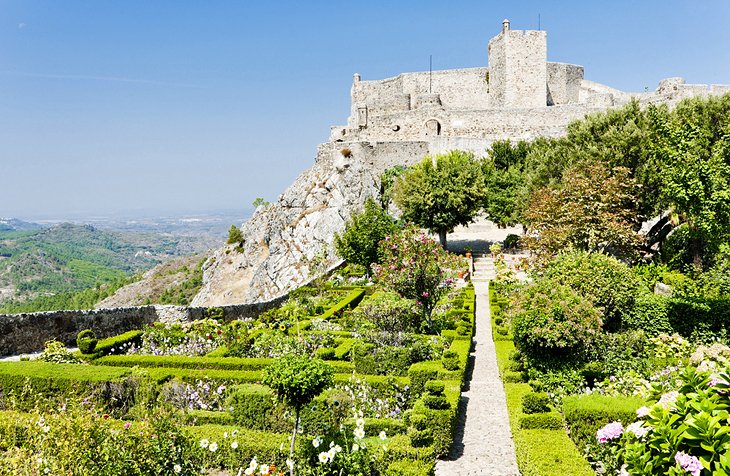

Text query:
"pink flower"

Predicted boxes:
[[596, 422, 623, 443], [675, 452, 702, 476], [422, 292, 429, 298], [124, 422, 132, 430]]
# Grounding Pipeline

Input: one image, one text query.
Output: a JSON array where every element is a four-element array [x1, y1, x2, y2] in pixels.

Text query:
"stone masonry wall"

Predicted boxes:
[[0, 296, 289, 356]]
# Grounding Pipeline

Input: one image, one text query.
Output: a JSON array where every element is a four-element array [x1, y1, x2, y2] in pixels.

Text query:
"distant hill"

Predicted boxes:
[[0, 223, 215, 310], [0, 218, 43, 232]]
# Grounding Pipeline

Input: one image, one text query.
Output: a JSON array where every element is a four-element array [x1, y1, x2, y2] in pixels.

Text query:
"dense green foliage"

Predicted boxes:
[[481, 140, 530, 227], [509, 279, 602, 361], [334, 197, 398, 273], [392, 151, 485, 248]]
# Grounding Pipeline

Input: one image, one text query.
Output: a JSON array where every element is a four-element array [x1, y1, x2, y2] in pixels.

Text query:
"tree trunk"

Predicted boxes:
[[690, 233, 704, 270], [289, 410, 300, 476], [438, 229, 447, 249]]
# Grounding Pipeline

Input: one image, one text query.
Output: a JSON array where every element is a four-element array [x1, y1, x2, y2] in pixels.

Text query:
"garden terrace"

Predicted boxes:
[[0, 283, 477, 475]]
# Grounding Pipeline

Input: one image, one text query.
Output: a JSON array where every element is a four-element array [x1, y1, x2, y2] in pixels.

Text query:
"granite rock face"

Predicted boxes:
[[192, 146, 379, 305]]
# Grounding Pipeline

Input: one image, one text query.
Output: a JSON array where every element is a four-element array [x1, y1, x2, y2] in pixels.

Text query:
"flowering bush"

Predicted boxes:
[[590, 366, 730, 475], [336, 375, 412, 419], [373, 225, 464, 331], [129, 321, 223, 357], [298, 415, 388, 476], [159, 378, 227, 412]]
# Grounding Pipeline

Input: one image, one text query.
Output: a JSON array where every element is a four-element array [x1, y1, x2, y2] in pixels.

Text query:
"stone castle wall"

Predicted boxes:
[[0, 297, 288, 356]]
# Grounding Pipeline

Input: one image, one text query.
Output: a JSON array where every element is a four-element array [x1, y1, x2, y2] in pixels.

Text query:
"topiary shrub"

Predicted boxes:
[[441, 350, 459, 371], [521, 392, 551, 414], [509, 279, 602, 362], [542, 251, 643, 331], [519, 412, 564, 430], [262, 356, 334, 463], [76, 329, 98, 355], [423, 380, 449, 410], [226, 384, 289, 433]]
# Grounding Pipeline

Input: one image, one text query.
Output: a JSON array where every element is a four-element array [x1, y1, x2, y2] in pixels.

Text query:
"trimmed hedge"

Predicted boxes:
[[80, 330, 143, 359], [562, 393, 645, 450], [519, 412, 564, 430], [188, 410, 234, 426], [495, 311, 592, 476], [186, 424, 289, 466], [94, 354, 355, 374], [333, 338, 356, 360], [316, 288, 366, 320]]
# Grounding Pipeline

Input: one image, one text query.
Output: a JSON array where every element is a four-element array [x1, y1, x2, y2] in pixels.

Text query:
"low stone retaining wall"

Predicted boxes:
[[0, 295, 289, 356]]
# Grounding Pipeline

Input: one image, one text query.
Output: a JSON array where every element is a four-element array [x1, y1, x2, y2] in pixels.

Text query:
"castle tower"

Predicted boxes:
[[488, 19, 547, 108]]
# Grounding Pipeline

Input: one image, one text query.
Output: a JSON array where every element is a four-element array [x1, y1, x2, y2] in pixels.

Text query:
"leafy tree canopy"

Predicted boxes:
[[333, 197, 397, 274], [392, 150, 485, 248]]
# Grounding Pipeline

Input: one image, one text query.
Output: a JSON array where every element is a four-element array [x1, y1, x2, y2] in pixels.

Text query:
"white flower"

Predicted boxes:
[[328, 448, 336, 460], [354, 427, 365, 439], [352, 443, 359, 452], [244, 469, 254, 476], [356, 417, 365, 428], [379, 430, 387, 440], [224, 431, 228, 439], [209, 442, 218, 452], [173, 464, 182, 474], [260, 464, 270, 475], [286, 459, 294, 470], [199, 439, 209, 449], [334, 444, 342, 453], [312, 437, 321, 448], [318, 451, 329, 463], [232, 429, 239, 437], [626, 421, 650, 438], [231, 441, 239, 449], [42, 425, 50, 433], [248, 458, 258, 470], [636, 406, 650, 418]]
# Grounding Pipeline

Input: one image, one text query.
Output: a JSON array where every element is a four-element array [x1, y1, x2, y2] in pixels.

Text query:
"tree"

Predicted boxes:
[[373, 225, 464, 331], [649, 95, 730, 269], [263, 356, 334, 475], [226, 224, 244, 246], [392, 150, 485, 249], [333, 197, 397, 274], [481, 140, 530, 227], [522, 161, 642, 262]]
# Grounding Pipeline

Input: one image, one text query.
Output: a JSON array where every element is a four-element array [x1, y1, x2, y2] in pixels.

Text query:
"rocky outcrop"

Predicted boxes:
[[191, 145, 379, 305]]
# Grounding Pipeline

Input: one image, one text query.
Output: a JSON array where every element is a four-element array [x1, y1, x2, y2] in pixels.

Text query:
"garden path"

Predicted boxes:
[[434, 255, 520, 475]]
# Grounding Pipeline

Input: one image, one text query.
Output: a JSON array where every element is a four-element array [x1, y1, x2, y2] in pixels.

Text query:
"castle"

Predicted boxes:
[[324, 19, 730, 175], [186, 20, 730, 305]]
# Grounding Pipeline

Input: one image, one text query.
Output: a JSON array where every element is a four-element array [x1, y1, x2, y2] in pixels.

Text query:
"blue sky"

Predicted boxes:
[[1, 1, 729, 220]]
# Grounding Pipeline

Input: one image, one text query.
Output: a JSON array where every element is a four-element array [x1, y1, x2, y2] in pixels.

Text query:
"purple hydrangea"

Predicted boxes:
[[596, 421, 624, 443], [675, 451, 703, 476]]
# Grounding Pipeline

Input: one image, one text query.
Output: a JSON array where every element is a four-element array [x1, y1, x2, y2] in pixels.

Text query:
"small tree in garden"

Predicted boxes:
[[263, 356, 334, 475], [373, 226, 463, 331], [334, 197, 398, 275]]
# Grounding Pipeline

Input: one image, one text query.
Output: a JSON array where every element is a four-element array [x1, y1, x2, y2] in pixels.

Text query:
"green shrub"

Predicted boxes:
[[562, 393, 645, 451], [441, 351, 459, 371], [187, 410, 234, 426], [509, 279, 602, 362], [519, 412, 564, 430], [622, 293, 671, 334], [92, 330, 143, 358], [543, 251, 643, 330], [521, 392, 551, 414], [76, 329, 98, 355], [423, 395, 450, 410], [424, 381, 445, 395], [187, 424, 289, 468], [352, 291, 421, 333], [226, 384, 288, 433], [39, 340, 81, 364], [408, 362, 439, 396], [385, 459, 434, 476]]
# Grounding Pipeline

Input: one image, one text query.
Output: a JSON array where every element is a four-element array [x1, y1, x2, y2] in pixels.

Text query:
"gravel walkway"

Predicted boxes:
[[434, 258, 520, 475]]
